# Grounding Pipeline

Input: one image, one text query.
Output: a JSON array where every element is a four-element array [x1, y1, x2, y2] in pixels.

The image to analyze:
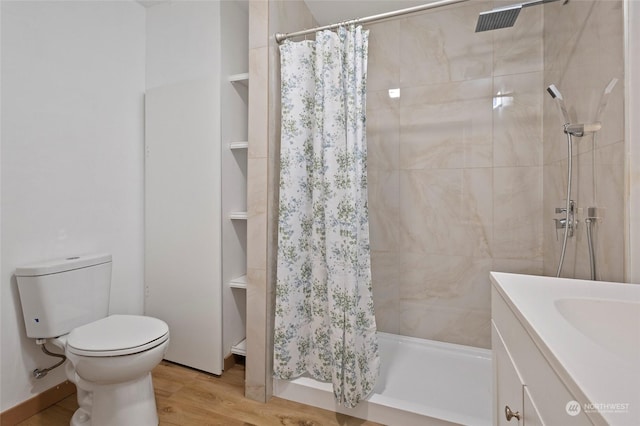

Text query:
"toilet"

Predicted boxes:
[[15, 254, 169, 426]]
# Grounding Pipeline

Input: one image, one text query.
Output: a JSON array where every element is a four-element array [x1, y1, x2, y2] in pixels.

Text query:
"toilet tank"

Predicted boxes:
[[16, 254, 112, 339]]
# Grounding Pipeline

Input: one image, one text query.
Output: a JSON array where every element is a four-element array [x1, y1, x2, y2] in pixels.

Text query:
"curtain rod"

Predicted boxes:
[[275, 0, 470, 44]]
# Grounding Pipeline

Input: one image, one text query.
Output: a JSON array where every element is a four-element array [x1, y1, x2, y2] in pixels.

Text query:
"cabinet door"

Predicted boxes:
[[145, 77, 222, 374], [523, 386, 545, 426], [493, 323, 524, 426]]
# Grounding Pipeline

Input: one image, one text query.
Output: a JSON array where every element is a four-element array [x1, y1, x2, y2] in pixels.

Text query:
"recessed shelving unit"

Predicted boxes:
[[222, 68, 250, 363], [229, 211, 248, 220], [219, 2, 248, 371], [228, 73, 249, 86], [229, 141, 249, 150], [229, 275, 247, 289]]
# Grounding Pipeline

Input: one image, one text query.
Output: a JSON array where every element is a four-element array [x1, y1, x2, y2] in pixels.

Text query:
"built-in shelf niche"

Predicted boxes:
[[231, 338, 246, 356], [228, 73, 249, 86], [229, 211, 248, 220], [222, 68, 249, 361], [229, 274, 247, 289], [229, 141, 249, 150]]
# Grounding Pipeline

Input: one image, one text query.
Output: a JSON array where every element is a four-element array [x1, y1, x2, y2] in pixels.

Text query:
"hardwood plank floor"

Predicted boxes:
[[18, 361, 383, 426]]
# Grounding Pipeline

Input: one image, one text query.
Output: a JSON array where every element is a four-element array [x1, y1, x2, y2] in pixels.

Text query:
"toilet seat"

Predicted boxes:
[[67, 314, 169, 357]]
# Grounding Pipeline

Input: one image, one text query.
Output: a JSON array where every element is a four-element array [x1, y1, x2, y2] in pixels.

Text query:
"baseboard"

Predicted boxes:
[[224, 353, 236, 371], [223, 353, 245, 371], [0, 380, 76, 426]]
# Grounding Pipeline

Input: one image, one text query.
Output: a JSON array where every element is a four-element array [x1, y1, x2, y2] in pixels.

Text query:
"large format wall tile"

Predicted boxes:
[[399, 98, 492, 169], [493, 4, 543, 76], [399, 168, 492, 258], [366, 94, 399, 171], [493, 166, 543, 260], [492, 258, 544, 276], [368, 171, 400, 252], [399, 300, 491, 348], [594, 141, 625, 282], [371, 251, 400, 334], [400, 78, 492, 108], [493, 72, 543, 167], [367, 20, 400, 93], [399, 253, 492, 312], [399, 169, 463, 256], [399, 1, 493, 87]]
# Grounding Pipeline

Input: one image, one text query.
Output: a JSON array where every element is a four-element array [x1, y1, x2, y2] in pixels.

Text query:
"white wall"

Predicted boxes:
[[0, 0, 145, 412], [145, 0, 221, 89], [627, 0, 640, 283]]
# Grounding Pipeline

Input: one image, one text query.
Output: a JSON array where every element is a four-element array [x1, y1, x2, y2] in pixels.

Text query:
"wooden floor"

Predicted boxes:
[[18, 361, 382, 426]]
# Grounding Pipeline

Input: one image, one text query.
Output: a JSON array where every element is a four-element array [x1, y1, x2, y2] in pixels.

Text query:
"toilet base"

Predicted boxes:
[[75, 372, 159, 426], [70, 407, 91, 426]]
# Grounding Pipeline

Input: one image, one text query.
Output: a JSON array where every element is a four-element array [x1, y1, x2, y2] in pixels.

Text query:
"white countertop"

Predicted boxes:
[[490, 272, 640, 425]]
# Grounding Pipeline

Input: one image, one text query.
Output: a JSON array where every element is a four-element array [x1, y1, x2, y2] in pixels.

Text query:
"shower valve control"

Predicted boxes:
[[554, 200, 576, 239]]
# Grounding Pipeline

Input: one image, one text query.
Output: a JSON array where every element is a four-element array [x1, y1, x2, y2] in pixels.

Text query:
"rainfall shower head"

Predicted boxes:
[[475, 0, 563, 32], [475, 4, 521, 32]]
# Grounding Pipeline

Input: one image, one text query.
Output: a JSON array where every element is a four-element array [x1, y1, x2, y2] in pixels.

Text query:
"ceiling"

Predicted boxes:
[[134, 0, 435, 26], [303, 0, 433, 25], [135, 0, 168, 7], [136, 0, 434, 25]]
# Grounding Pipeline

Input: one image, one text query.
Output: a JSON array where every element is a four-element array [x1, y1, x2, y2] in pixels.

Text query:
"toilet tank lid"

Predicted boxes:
[[15, 254, 112, 277]]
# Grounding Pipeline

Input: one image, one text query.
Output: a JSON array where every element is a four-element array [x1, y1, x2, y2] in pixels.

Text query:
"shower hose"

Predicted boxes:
[[556, 131, 573, 278]]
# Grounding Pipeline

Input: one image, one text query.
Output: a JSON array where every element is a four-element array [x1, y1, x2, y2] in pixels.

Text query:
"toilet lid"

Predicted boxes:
[[67, 315, 169, 357]]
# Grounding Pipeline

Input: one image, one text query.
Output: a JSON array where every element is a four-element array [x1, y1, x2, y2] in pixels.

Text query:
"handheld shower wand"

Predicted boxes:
[[546, 84, 570, 124], [547, 81, 616, 279], [547, 84, 574, 278], [547, 84, 603, 136]]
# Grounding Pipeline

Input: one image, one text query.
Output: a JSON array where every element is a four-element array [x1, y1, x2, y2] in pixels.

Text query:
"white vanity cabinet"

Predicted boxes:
[[492, 321, 544, 426], [492, 284, 592, 426]]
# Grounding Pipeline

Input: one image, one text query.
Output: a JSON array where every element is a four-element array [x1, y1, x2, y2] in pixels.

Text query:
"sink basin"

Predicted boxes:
[[555, 298, 640, 364]]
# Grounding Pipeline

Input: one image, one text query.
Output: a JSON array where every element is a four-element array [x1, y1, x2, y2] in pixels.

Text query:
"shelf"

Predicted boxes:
[[228, 73, 249, 86], [229, 211, 248, 220], [229, 275, 247, 289], [231, 338, 246, 356], [229, 141, 249, 150]]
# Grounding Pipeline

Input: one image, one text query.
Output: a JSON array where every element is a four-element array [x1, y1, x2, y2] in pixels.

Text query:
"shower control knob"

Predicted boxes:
[[505, 405, 521, 421]]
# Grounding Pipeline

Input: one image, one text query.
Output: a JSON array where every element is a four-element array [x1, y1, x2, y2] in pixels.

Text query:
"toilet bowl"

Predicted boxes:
[[15, 254, 170, 426], [53, 315, 169, 426]]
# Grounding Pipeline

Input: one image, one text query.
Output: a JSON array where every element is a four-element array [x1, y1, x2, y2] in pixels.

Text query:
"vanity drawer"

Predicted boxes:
[[492, 286, 595, 425]]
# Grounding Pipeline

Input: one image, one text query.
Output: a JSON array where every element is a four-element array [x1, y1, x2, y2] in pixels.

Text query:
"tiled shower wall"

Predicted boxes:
[[366, 0, 544, 349], [542, 0, 625, 282], [248, 0, 626, 399]]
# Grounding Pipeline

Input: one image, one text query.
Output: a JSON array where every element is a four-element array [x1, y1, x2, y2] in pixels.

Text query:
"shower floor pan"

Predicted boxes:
[[273, 332, 492, 426]]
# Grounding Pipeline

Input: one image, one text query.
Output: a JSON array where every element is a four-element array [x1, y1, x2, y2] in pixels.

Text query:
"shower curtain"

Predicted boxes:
[[274, 26, 379, 408]]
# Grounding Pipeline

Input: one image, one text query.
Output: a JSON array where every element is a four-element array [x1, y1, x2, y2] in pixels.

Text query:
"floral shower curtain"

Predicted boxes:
[[273, 26, 379, 408]]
